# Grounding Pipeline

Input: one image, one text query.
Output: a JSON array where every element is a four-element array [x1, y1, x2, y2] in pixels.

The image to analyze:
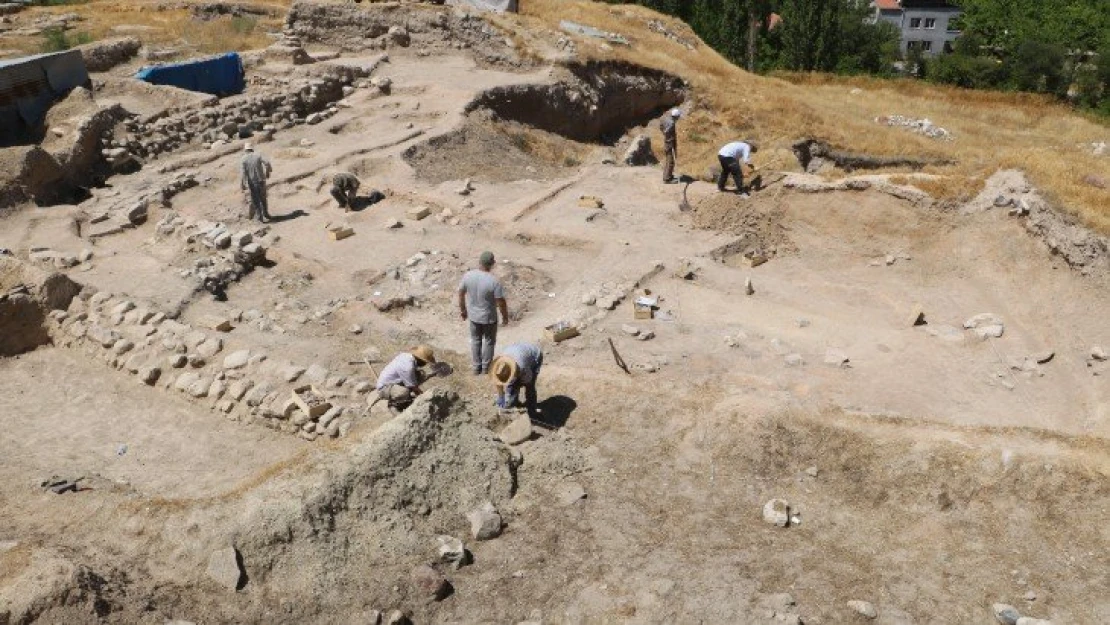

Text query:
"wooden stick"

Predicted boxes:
[[608, 338, 631, 375]]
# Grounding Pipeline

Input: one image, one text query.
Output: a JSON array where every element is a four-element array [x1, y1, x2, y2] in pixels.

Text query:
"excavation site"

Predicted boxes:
[[0, 1, 1106, 624]]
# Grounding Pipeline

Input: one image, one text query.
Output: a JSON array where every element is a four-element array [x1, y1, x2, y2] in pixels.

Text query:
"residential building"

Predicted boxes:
[[872, 0, 961, 58]]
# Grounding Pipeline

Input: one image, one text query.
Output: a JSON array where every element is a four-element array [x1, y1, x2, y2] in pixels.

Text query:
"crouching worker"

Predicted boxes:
[[330, 172, 361, 211], [375, 345, 436, 413], [490, 342, 543, 415]]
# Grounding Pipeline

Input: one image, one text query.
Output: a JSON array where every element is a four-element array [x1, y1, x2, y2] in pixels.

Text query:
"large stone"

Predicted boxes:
[[174, 372, 200, 392], [206, 547, 245, 591], [437, 535, 469, 569], [762, 498, 790, 527], [223, 349, 251, 369], [138, 366, 161, 385], [1015, 618, 1053, 625], [196, 337, 223, 358], [384, 610, 410, 625], [993, 604, 1022, 625], [623, 135, 656, 166], [410, 564, 450, 601], [847, 600, 878, 619], [467, 501, 502, 540], [499, 414, 532, 445]]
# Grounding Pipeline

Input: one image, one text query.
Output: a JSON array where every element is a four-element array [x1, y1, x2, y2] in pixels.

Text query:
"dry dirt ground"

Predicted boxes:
[[1, 6, 1108, 625]]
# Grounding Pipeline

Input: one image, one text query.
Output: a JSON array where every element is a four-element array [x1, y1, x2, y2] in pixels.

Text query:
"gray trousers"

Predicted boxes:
[[663, 140, 677, 180], [469, 321, 497, 373], [247, 182, 270, 221]]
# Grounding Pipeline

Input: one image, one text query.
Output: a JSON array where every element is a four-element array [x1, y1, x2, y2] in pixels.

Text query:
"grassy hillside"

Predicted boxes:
[[512, 0, 1109, 233]]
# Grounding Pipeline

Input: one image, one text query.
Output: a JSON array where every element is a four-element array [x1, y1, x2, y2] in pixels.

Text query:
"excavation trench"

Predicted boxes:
[[405, 61, 685, 182]]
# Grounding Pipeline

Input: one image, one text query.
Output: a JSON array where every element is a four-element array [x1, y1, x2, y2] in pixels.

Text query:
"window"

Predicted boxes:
[[922, 41, 933, 51], [943, 41, 954, 53], [925, 18, 936, 29], [907, 41, 919, 50], [910, 17, 922, 28]]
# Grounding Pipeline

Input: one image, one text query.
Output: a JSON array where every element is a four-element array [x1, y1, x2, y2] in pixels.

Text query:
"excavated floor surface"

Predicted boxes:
[[0, 31, 1107, 625]]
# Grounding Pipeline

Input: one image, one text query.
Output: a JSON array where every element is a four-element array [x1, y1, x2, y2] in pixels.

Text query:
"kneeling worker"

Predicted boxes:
[[330, 172, 361, 211], [490, 342, 543, 415], [375, 345, 436, 412]]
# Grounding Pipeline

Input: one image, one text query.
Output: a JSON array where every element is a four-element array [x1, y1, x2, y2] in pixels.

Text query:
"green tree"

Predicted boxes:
[[1005, 40, 1066, 95]]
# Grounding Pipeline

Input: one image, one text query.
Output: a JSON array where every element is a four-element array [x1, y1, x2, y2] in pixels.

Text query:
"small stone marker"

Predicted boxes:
[[406, 206, 431, 221]]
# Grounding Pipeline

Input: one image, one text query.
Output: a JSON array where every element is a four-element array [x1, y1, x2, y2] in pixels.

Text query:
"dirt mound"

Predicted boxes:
[[0, 257, 81, 356], [690, 191, 794, 262], [403, 118, 583, 184], [466, 60, 685, 142]]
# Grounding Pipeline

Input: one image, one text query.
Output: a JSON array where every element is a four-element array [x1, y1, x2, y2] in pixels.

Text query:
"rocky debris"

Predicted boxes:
[[468, 501, 503, 540], [875, 114, 953, 140], [223, 349, 251, 370], [964, 313, 1005, 340], [499, 414, 532, 445], [1015, 618, 1053, 625], [410, 564, 450, 601], [77, 37, 141, 72], [623, 134, 656, 166], [384, 610, 411, 625], [755, 592, 801, 624], [266, 29, 315, 65], [1090, 346, 1107, 362], [206, 547, 245, 591], [436, 535, 470, 569], [792, 138, 950, 173], [848, 600, 878, 619], [762, 498, 790, 527], [970, 171, 1109, 274]]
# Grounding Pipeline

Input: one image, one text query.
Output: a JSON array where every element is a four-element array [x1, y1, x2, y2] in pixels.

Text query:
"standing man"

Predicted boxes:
[[240, 143, 273, 222], [458, 250, 509, 375], [490, 341, 543, 416], [375, 345, 436, 413], [330, 172, 361, 211], [717, 139, 759, 197], [660, 108, 681, 183]]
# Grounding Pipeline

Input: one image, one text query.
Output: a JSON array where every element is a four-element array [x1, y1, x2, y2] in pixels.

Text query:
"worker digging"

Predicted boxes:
[[490, 341, 544, 416], [330, 172, 361, 211], [374, 345, 438, 413], [717, 139, 759, 197]]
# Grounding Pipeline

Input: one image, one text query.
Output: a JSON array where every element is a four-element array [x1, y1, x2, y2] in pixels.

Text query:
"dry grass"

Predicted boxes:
[[3, 1, 283, 59], [517, 0, 1110, 233]]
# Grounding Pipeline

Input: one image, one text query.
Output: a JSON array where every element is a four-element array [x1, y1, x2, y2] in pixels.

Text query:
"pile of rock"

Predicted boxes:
[[875, 114, 954, 141], [76, 36, 141, 73], [265, 29, 314, 65], [112, 68, 373, 161], [47, 289, 367, 441]]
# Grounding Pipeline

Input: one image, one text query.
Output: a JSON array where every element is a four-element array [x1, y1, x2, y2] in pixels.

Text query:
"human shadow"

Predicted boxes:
[[267, 209, 307, 223], [535, 395, 577, 429], [348, 190, 386, 212]]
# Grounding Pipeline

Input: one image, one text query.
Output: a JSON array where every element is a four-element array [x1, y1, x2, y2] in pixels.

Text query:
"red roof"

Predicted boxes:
[[875, 0, 901, 9]]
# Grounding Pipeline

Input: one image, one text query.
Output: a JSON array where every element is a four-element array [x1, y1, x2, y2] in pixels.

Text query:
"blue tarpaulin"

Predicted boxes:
[[135, 52, 244, 96]]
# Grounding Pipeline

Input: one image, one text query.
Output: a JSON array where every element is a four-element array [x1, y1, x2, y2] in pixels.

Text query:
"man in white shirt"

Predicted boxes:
[[717, 140, 759, 196], [375, 345, 436, 412]]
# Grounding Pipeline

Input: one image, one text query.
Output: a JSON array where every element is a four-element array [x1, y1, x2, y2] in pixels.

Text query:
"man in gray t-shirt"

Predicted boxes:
[[458, 251, 509, 375]]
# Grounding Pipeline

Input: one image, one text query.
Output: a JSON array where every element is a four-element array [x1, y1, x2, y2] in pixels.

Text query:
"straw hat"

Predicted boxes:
[[410, 345, 436, 365], [671, 108, 682, 118], [489, 355, 518, 386], [243, 142, 254, 152]]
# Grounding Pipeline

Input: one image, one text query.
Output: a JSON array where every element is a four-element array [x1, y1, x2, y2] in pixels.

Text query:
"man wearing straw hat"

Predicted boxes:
[[490, 342, 544, 415], [375, 344, 437, 412]]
